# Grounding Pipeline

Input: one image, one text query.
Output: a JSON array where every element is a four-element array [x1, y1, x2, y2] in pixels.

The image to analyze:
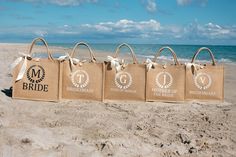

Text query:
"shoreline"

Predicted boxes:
[[1, 42, 236, 47], [0, 42, 235, 65]]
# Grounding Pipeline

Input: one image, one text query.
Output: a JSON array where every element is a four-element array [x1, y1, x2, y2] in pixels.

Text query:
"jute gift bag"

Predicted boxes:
[[146, 47, 185, 102], [59, 42, 104, 101], [11, 38, 60, 101], [185, 47, 224, 101], [104, 43, 146, 101]]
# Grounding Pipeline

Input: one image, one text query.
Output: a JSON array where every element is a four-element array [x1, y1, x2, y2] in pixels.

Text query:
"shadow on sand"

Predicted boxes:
[[1, 87, 12, 97]]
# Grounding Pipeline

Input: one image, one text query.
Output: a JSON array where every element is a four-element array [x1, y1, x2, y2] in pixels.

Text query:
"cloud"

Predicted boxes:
[[177, 0, 208, 6], [0, 19, 235, 44], [0, 6, 8, 11], [181, 21, 236, 44], [14, 0, 98, 6], [204, 23, 231, 37], [81, 19, 161, 37], [78, 19, 236, 44], [34, 30, 48, 37], [177, 0, 191, 6], [10, 14, 34, 20], [146, 0, 157, 12]]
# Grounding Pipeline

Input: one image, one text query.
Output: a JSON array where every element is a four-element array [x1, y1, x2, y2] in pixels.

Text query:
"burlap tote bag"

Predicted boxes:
[[104, 43, 146, 101], [185, 47, 224, 101], [59, 42, 104, 101], [11, 38, 60, 101], [146, 47, 185, 102]]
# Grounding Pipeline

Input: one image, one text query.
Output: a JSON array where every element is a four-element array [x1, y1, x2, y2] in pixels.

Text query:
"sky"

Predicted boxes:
[[0, 0, 236, 45]]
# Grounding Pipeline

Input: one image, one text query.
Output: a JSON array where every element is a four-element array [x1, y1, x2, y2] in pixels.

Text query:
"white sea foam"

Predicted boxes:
[[137, 54, 234, 64]]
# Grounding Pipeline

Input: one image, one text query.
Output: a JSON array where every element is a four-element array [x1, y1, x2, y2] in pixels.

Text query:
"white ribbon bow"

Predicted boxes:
[[58, 53, 70, 61], [185, 63, 204, 76], [107, 56, 122, 72], [10, 52, 33, 81], [59, 53, 87, 72], [59, 53, 86, 65], [145, 58, 157, 71]]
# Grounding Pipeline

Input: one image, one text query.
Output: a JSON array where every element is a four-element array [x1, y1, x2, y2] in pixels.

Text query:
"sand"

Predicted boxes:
[[0, 43, 235, 157]]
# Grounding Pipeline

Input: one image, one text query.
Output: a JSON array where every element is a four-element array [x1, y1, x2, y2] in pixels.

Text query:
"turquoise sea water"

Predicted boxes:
[[50, 43, 236, 63]]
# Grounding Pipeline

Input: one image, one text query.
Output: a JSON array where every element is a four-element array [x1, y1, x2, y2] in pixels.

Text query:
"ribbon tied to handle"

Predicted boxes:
[[145, 58, 158, 71], [185, 62, 204, 76], [145, 58, 168, 71], [59, 53, 86, 72], [59, 53, 87, 65], [10, 52, 35, 81], [107, 56, 121, 72], [107, 56, 128, 72]]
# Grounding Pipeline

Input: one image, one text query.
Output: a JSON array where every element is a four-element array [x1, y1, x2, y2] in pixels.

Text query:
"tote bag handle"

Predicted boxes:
[[153, 46, 180, 65], [191, 47, 216, 65], [114, 43, 138, 64], [28, 37, 54, 61], [70, 42, 96, 62]]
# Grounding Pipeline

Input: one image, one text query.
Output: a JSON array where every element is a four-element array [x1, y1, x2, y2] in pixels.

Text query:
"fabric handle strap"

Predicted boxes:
[[114, 43, 138, 64], [70, 42, 96, 62], [153, 46, 179, 65], [191, 47, 216, 65], [28, 37, 53, 61]]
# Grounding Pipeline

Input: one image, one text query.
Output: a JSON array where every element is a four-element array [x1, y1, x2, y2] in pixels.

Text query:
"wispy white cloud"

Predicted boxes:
[[146, 0, 157, 12], [0, 19, 235, 44], [0, 6, 8, 11], [15, 0, 98, 6], [79, 20, 236, 43], [177, 0, 208, 6], [34, 30, 48, 37], [81, 19, 161, 35], [183, 21, 233, 40], [177, 0, 191, 6], [204, 23, 231, 37]]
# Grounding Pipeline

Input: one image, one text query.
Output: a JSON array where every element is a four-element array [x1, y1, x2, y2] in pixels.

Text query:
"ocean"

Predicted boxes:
[[50, 43, 236, 63]]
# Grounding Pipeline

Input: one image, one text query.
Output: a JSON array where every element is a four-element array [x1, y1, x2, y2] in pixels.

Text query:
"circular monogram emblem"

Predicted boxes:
[[194, 72, 212, 90], [155, 72, 173, 89], [27, 65, 45, 83], [115, 72, 132, 89], [71, 70, 89, 88]]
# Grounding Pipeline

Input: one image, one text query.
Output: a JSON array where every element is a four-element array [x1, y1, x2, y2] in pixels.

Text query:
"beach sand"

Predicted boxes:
[[0, 43, 235, 157]]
